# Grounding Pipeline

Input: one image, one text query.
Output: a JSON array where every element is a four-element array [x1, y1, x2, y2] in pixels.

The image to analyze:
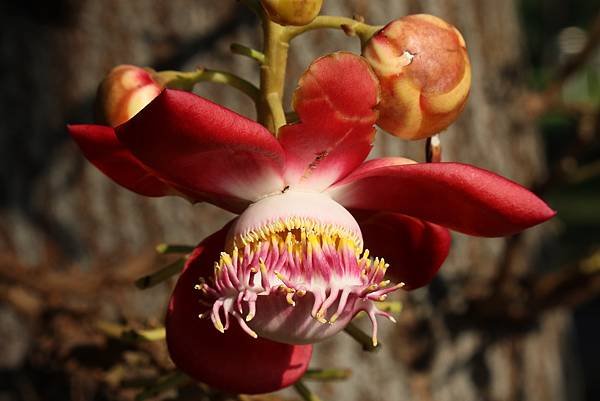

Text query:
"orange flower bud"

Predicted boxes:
[[95, 65, 162, 127], [363, 14, 471, 140], [260, 0, 323, 26]]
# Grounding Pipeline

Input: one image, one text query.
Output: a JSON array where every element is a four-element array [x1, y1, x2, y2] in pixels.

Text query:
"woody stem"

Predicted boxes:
[[258, 18, 289, 134]]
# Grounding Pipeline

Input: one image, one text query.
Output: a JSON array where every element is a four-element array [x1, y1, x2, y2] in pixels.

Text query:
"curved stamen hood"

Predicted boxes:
[[228, 191, 363, 248], [196, 191, 403, 345]]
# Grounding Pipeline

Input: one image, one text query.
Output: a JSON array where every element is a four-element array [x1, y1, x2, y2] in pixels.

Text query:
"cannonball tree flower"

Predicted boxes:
[[362, 14, 471, 140], [68, 52, 554, 392]]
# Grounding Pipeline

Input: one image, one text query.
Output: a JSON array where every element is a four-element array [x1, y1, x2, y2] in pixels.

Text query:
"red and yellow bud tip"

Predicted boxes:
[[260, 0, 323, 26], [95, 64, 162, 127], [363, 14, 471, 140]]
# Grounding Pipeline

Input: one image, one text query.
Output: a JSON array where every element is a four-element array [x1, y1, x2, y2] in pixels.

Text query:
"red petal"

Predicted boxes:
[[279, 52, 380, 191], [353, 210, 450, 290], [68, 124, 172, 196], [328, 159, 556, 237], [116, 89, 286, 204], [166, 224, 312, 394]]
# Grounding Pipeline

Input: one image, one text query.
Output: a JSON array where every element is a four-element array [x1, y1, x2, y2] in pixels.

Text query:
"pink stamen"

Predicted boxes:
[[318, 287, 340, 319], [211, 299, 225, 333], [329, 287, 352, 323]]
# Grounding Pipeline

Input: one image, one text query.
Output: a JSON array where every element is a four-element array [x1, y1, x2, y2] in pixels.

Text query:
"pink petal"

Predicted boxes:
[[353, 210, 450, 290], [68, 124, 172, 197], [116, 89, 286, 204], [328, 159, 556, 237], [279, 52, 380, 191], [166, 223, 312, 394]]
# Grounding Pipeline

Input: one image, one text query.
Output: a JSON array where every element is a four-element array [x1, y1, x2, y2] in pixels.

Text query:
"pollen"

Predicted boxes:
[[236, 216, 363, 250]]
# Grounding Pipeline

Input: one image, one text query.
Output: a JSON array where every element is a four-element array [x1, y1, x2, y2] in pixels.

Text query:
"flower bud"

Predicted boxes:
[[362, 14, 471, 140], [260, 0, 323, 26], [95, 65, 162, 127]]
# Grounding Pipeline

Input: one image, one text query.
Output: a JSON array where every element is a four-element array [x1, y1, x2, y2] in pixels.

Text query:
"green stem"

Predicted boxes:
[[293, 380, 322, 401], [96, 321, 166, 342], [258, 19, 290, 133], [303, 368, 352, 381], [135, 258, 185, 289], [135, 372, 190, 401], [155, 243, 195, 255], [285, 15, 382, 44], [195, 69, 260, 102], [344, 322, 381, 352], [231, 43, 266, 64], [157, 68, 259, 103], [266, 92, 286, 131]]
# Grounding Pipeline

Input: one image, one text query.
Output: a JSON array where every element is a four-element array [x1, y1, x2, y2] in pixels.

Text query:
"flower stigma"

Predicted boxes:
[[194, 191, 404, 346]]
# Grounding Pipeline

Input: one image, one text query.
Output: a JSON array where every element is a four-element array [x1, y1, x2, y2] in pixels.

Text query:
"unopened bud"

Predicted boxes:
[[363, 14, 471, 140], [260, 0, 323, 26], [95, 65, 162, 127]]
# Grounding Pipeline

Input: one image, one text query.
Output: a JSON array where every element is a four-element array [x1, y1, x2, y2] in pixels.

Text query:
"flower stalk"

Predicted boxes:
[[96, 321, 166, 342], [155, 243, 195, 255], [259, 19, 290, 133], [135, 372, 191, 401], [195, 69, 260, 102], [230, 43, 266, 64], [135, 258, 186, 289], [157, 68, 259, 102], [256, 14, 381, 133], [303, 368, 352, 381], [294, 380, 323, 401], [286, 15, 382, 44], [344, 322, 381, 351]]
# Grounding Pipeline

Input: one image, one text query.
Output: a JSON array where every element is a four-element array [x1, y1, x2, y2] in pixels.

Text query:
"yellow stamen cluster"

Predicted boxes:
[[234, 216, 363, 250]]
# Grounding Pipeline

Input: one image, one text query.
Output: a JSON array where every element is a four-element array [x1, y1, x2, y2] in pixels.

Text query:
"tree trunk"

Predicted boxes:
[[0, 1, 581, 400]]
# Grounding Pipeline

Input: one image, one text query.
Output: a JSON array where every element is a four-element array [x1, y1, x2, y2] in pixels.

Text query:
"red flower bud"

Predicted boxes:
[[95, 65, 162, 127], [260, 0, 323, 26], [363, 14, 471, 140]]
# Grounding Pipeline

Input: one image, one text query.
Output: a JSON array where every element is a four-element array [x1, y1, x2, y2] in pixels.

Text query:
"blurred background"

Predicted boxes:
[[0, 0, 599, 400]]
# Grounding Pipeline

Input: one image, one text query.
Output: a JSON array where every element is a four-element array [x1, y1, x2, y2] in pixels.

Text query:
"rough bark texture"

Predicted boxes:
[[0, 1, 580, 401]]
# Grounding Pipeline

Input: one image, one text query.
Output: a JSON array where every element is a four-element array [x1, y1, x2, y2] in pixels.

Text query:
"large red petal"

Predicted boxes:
[[68, 124, 172, 197], [279, 52, 380, 191], [353, 210, 450, 290], [166, 223, 312, 394], [116, 89, 286, 204], [328, 159, 556, 237], [68, 124, 250, 212]]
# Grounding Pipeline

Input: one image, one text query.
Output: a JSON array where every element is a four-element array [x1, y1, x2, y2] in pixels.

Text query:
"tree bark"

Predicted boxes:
[[0, 1, 580, 400]]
